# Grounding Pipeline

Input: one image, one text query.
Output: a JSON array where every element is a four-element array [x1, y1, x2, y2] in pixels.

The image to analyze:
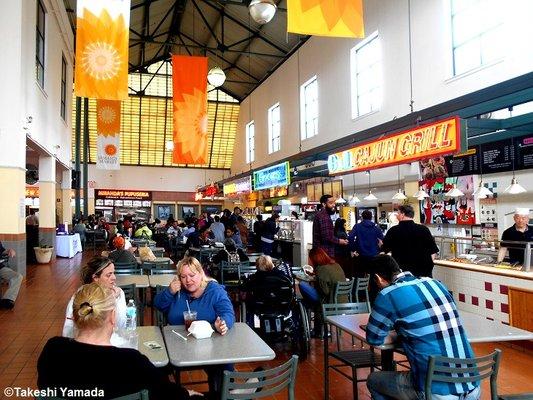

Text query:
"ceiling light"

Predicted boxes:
[[364, 191, 378, 201], [413, 187, 429, 199], [504, 177, 527, 194], [445, 184, 464, 198], [249, 0, 277, 24], [348, 195, 361, 206], [335, 196, 347, 204], [207, 66, 226, 87], [392, 189, 407, 201], [473, 181, 493, 198]]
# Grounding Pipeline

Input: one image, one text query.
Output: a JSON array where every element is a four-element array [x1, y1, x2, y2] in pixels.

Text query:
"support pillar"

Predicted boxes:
[[404, 181, 422, 223], [61, 169, 73, 226], [38, 155, 56, 258]]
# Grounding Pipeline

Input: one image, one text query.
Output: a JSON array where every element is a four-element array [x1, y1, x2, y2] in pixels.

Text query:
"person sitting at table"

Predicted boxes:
[[212, 238, 249, 265], [40, 282, 202, 400], [0, 242, 22, 310], [72, 218, 87, 249], [365, 255, 478, 400], [134, 221, 152, 239], [154, 256, 235, 394], [186, 226, 211, 249], [108, 236, 138, 265], [63, 256, 127, 345], [224, 225, 243, 249]]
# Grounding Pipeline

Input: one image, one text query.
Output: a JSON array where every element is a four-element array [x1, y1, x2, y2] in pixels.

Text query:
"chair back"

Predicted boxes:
[[334, 279, 354, 303], [322, 302, 369, 318], [425, 349, 501, 400], [154, 285, 168, 327], [220, 261, 250, 286], [247, 274, 294, 316], [114, 267, 143, 275], [143, 259, 171, 274], [354, 275, 371, 309], [221, 355, 299, 400], [114, 261, 138, 270], [118, 283, 142, 326], [150, 249, 164, 258], [151, 268, 177, 275]]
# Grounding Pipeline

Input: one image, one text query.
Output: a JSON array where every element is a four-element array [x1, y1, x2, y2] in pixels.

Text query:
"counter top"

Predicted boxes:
[[434, 259, 533, 281]]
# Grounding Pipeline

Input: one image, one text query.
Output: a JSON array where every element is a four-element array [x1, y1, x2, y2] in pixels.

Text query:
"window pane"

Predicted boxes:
[[454, 41, 480, 75]]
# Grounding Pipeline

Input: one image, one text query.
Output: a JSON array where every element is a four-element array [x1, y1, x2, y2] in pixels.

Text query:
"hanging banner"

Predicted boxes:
[[253, 162, 291, 191], [328, 117, 462, 175], [223, 176, 252, 197], [96, 99, 121, 170], [287, 0, 364, 38], [172, 55, 208, 165], [74, 0, 130, 100]]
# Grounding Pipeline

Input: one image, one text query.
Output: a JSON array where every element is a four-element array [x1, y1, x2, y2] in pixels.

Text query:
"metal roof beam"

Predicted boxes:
[[191, 0, 222, 47]]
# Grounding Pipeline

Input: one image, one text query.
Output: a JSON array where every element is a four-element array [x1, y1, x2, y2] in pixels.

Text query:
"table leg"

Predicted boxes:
[[381, 349, 394, 371], [324, 327, 329, 400]]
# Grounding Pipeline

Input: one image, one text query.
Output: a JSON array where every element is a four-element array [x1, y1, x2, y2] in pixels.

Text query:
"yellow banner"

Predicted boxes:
[[328, 117, 461, 174], [287, 0, 364, 38], [74, 0, 130, 100], [96, 99, 121, 170]]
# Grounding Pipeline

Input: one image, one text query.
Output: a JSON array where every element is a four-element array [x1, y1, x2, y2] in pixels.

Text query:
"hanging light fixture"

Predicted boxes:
[[504, 136, 527, 195], [363, 171, 378, 201], [348, 173, 361, 206], [391, 165, 407, 201], [413, 187, 429, 199], [249, 0, 277, 24], [473, 150, 493, 198], [335, 196, 347, 204], [445, 183, 465, 197], [207, 66, 226, 87]]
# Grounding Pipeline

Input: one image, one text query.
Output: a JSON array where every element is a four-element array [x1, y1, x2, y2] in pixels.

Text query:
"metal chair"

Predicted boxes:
[[323, 302, 381, 400], [426, 349, 502, 400], [142, 259, 171, 274], [354, 275, 371, 310], [220, 261, 250, 288], [114, 261, 139, 270], [118, 283, 143, 326], [150, 249, 164, 258], [334, 279, 354, 303], [153, 285, 168, 327], [114, 267, 143, 275], [221, 355, 299, 400]]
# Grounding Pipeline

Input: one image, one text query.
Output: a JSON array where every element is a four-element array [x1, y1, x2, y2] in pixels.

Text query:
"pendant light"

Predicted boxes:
[[249, 0, 277, 24], [413, 187, 429, 200], [207, 66, 226, 87], [348, 172, 361, 206], [445, 182, 465, 197], [335, 196, 347, 204], [391, 165, 407, 201], [363, 171, 378, 201], [504, 136, 527, 194], [473, 158, 493, 198]]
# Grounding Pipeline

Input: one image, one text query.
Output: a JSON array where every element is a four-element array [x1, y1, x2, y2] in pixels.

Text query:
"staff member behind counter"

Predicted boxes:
[[497, 208, 533, 265]]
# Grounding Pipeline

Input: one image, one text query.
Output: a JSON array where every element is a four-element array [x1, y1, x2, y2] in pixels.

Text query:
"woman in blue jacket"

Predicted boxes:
[[154, 256, 235, 394]]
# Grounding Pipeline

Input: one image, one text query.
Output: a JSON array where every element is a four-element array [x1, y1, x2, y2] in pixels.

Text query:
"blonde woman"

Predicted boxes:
[[62, 256, 127, 345], [38, 283, 201, 399]]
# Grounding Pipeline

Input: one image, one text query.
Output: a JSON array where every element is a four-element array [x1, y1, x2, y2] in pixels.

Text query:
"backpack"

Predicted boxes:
[[227, 250, 241, 263]]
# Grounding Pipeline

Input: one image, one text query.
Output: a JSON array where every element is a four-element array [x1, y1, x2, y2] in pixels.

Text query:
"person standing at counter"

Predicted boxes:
[[253, 215, 265, 252], [312, 194, 348, 259], [261, 213, 280, 256], [498, 208, 533, 265], [382, 205, 439, 277]]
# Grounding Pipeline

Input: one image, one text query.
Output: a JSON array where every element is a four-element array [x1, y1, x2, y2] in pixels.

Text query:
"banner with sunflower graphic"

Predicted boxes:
[[75, 0, 130, 100], [287, 0, 364, 38], [172, 55, 208, 165], [96, 100, 121, 170]]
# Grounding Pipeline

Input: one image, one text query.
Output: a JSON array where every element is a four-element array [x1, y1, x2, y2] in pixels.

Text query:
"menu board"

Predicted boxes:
[[515, 135, 533, 169], [445, 148, 480, 176], [480, 139, 514, 173]]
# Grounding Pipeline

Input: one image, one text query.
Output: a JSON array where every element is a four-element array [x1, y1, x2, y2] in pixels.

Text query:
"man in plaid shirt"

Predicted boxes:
[[312, 194, 348, 258], [366, 255, 479, 400]]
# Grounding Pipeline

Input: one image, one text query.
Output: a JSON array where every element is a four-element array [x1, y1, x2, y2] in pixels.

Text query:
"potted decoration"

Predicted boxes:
[[34, 242, 54, 264]]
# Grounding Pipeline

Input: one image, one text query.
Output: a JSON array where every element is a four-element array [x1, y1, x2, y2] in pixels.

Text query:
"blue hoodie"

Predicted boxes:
[[348, 219, 384, 257], [154, 281, 235, 328]]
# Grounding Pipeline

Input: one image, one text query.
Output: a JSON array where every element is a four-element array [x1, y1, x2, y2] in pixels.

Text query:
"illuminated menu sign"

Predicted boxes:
[[328, 117, 461, 174], [223, 176, 252, 196], [95, 189, 152, 201], [253, 162, 290, 191]]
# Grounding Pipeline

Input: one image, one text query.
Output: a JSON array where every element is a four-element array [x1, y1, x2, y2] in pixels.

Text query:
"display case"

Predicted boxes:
[[434, 235, 532, 272]]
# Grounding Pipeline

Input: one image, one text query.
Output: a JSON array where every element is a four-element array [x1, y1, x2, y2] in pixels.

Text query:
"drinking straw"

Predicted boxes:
[[186, 300, 191, 313]]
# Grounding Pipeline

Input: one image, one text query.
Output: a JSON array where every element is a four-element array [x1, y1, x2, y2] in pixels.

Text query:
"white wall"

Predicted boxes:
[[232, 0, 533, 180], [86, 165, 227, 193]]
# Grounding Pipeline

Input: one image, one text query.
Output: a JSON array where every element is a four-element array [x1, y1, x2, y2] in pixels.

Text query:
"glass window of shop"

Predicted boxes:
[[300, 76, 318, 140], [246, 121, 255, 163], [268, 103, 281, 154], [36, 0, 46, 88], [350, 31, 382, 118], [450, 0, 504, 76]]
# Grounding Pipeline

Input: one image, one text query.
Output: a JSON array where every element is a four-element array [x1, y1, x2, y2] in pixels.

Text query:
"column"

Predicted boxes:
[[61, 169, 73, 226], [39, 156, 56, 257], [404, 180, 421, 223]]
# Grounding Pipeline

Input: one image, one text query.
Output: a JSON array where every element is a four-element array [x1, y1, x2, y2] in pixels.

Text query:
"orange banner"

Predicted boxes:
[[172, 55, 208, 165], [74, 0, 130, 100], [328, 117, 461, 174], [287, 0, 364, 38], [96, 99, 121, 170]]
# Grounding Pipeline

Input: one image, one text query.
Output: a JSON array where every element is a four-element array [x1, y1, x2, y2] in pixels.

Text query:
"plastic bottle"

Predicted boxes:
[[126, 299, 137, 330]]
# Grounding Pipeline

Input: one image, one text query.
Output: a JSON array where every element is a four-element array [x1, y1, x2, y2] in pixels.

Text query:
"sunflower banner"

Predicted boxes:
[[287, 0, 365, 38], [74, 0, 130, 100], [96, 100, 121, 170], [172, 55, 208, 165]]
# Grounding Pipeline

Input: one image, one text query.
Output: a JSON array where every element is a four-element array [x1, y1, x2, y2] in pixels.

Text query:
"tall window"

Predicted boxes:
[[450, 0, 504, 76], [300, 76, 318, 140], [36, 0, 46, 88], [246, 121, 255, 163], [351, 31, 382, 118], [268, 103, 281, 153], [61, 55, 67, 120]]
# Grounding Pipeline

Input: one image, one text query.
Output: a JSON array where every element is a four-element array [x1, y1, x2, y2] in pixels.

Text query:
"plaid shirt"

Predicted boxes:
[[312, 209, 339, 258], [366, 272, 478, 395]]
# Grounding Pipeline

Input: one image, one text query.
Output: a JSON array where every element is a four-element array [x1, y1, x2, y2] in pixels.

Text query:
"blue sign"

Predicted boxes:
[[253, 162, 290, 190]]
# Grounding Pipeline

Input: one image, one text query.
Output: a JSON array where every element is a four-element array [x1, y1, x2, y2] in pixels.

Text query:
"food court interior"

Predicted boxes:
[[1, 0, 533, 399]]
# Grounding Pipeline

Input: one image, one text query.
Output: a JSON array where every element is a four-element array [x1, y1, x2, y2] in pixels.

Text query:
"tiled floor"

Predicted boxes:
[[0, 252, 532, 399]]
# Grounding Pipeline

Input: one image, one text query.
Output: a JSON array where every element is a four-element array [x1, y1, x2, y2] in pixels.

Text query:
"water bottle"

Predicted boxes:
[[126, 299, 137, 330]]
